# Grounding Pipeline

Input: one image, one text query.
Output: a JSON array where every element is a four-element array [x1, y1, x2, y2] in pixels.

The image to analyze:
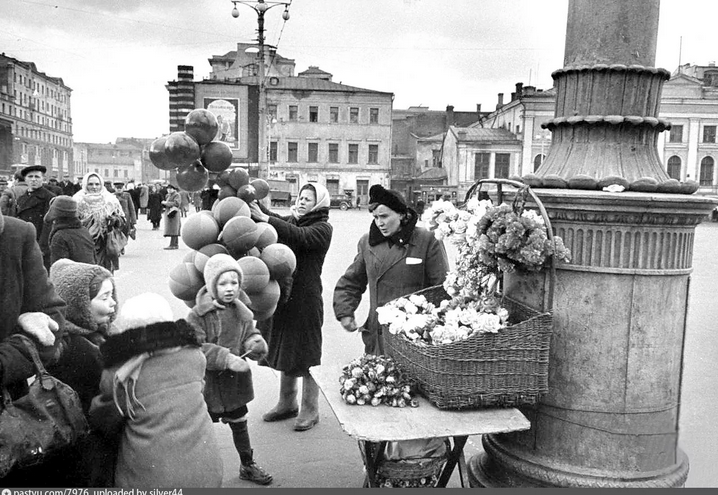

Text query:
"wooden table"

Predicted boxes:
[[311, 362, 531, 488]]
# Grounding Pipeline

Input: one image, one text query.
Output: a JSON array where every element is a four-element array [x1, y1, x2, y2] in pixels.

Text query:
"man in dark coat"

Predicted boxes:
[[46, 178, 63, 196], [16, 165, 55, 270], [60, 175, 75, 196]]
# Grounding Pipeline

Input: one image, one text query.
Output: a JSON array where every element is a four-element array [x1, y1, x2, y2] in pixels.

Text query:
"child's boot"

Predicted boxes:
[[230, 421, 273, 485]]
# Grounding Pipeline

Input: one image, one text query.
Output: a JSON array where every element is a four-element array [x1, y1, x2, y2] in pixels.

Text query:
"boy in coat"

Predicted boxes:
[[45, 195, 97, 265], [187, 254, 272, 485]]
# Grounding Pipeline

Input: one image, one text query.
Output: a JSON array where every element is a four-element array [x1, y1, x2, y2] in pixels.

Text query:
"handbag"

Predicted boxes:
[[167, 206, 179, 219], [106, 228, 127, 257], [0, 335, 89, 478]]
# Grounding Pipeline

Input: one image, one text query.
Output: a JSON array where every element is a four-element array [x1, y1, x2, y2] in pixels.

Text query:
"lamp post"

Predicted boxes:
[[231, 0, 290, 179]]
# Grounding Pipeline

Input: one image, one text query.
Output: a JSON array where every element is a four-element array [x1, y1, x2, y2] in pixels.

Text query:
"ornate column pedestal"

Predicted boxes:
[[468, 189, 714, 488]]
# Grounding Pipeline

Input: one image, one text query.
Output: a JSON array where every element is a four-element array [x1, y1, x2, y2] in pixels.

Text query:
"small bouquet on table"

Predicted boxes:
[[378, 179, 571, 410]]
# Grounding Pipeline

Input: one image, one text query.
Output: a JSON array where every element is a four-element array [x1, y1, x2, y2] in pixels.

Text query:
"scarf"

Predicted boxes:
[[289, 182, 331, 220], [73, 173, 123, 240], [368, 208, 419, 247]]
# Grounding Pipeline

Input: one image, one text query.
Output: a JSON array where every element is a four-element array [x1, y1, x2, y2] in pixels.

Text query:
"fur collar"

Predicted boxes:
[[100, 320, 200, 368]]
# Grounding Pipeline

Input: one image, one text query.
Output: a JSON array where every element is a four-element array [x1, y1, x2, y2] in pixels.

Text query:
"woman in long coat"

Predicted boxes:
[[249, 182, 332, 431], [73, 173, 125, 273], [161, 184, 181, 250], [333, 184, 449, 356]]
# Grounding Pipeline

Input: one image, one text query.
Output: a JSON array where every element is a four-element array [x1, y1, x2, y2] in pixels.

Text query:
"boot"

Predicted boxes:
[[294, 373, 319, 431], [229, 422, 272, 485], [263, 373, 299, 422], [164, 236, 179, 250]]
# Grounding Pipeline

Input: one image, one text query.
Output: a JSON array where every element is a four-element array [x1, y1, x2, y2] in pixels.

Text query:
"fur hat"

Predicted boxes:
[[44, 195, 79, 222], [203, 254, 243, 300], [113, 292, 174, 334], [20, 164, 47, 177], [50, 259, 116, 334], [369, 184, 409, 214]]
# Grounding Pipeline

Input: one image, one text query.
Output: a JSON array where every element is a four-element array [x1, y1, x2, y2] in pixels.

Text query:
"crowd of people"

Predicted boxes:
[[0, 169, 448, 488]]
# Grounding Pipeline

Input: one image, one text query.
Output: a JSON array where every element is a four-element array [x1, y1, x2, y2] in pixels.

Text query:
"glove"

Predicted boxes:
[[278, 275, 294, 305], [17, 312, 58, 346], [226, 353, 250, 373], [243, 334, 268, 360], [340, 316, 358, 333]]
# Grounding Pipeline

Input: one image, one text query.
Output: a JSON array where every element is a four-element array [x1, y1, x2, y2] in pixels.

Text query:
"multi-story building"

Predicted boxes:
[[0, 53, 73, 181], [169, 48, 394, 204], [78, 140, 147, 184]]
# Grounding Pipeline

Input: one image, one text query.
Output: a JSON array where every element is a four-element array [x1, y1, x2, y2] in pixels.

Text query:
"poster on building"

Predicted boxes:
[[204, 98, 239, 149]]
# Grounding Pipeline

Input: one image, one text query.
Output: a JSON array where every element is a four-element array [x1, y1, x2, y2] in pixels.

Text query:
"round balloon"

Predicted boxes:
[[168, 262, 204, 301], [254, 222, 278, 250], [194, 243, 230, 273], [251, 179, 270, 200], [201, 141, 233, 173], [164, 131, 201, 168], [221, 216, 260, 257], [213, 196, 250, 228], [228, 168, 250, 190], [176, 160, 209, 192], [181, 211, 219, 250], [245, 279, 280, 314], [236, 184, 257, 203], [237, 256, 271, 293], [260, 243, 297, 280], [149, 137, 176, 171], [185, 109, 219, 146], [217, 185, 237, 201]]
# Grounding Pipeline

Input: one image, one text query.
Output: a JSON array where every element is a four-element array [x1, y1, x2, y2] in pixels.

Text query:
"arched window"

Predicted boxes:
[[700, 156, 715, 186], [667, 156, 681, 180], [533, 154, 545, 172]]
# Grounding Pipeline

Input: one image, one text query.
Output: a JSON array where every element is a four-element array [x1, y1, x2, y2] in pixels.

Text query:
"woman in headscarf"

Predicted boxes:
[[248, 182, 333, 431], [333, 184, 449, 356], [73, 172, 125, 273]]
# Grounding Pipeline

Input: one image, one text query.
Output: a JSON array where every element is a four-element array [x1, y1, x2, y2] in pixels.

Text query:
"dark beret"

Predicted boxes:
[[20, 165, 47, 177], [369, 184, 408, 214]]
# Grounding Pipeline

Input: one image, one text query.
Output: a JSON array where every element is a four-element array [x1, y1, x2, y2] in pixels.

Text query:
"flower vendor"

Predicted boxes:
[[333, 184, 449, 355]]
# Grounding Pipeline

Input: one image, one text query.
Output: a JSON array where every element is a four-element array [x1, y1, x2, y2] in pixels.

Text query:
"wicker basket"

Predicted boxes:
[[384, 178, 556, 410], [375, 454, 447, 488]]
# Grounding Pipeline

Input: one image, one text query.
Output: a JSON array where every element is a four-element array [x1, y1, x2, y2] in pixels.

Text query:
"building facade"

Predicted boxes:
[[0, 53, 74, 181], [77, 139, 154, 185]]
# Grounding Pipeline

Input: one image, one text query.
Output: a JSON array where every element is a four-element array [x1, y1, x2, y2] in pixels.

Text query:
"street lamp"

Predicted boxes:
[[231, 0, 291, 179]]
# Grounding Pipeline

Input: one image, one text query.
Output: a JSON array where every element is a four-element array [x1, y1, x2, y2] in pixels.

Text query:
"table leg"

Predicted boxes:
[[436, 435, 468, 488], [358, 440, 386, 488]]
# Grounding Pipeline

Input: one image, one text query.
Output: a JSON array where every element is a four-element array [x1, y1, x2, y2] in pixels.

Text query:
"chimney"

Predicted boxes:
[[446, 105, 455, 130], [496, 93, 504, 110], [515, 82, 524, 98], [476, 103, 482, 117], [510, 92, 516, 101]]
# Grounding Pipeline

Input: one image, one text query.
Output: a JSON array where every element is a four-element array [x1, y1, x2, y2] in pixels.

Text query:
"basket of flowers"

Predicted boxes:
[[379, 179, 571, 409]]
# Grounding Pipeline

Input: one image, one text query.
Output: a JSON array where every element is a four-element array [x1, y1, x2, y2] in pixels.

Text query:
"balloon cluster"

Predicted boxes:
[[149, 109, 234, 192], [167, 196, 297, 321]]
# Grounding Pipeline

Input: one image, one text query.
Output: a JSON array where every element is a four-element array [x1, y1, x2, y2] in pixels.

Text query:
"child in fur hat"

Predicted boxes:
[[45, 195, 96, 266], [186, 254, 272, 485], [90, 293, 223, 488]]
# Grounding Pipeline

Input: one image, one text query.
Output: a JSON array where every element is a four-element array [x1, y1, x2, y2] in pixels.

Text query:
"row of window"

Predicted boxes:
[[474, 152, 512, 179], [15, 125, 71, 148], [13, 72, 67, 102], [95, 168, 130, 178], [269, 141, 380, 164], [269, 104, 380, 125], [668, 124, 718, 144], [666, 155, 716, 185]]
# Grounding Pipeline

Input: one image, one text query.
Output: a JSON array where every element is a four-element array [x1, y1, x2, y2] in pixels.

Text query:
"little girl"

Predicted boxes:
[[90, 293, 223, 488], [187, 254, 272, 485]]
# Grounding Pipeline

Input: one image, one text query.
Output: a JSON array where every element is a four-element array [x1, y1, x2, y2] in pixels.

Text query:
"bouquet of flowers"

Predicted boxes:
[[339, 355, 418, 408]]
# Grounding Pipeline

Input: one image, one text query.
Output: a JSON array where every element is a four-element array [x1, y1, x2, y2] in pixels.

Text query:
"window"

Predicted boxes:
[[495, 153, 510, 178], [113, 169, 118, 178], [516, 125, 521, 135], [432, 149, 441, 167], [534, 154, 546, 172], [269, 141, 278, 162], [700, 156, 714, 186], [288, 105, 298, 122], [474, 152, 490, 180], [330, 107, 339, 123], [368, 144, 378, 164], [309, 106, 318, 123], [369, 108, 379, 124], [268, 104, 277, 121], [349, 107, 359, 124], [308, 142, 318, 162], [326, 179, 340, 196], [667, 155, 681, 180], [703, 125, 716, 143], [348, 143, 359, 164], [328, 143, 339, 163], [669, 125, 683, 143], [103, 169, 108, 177], [287, 142, 298, 162]]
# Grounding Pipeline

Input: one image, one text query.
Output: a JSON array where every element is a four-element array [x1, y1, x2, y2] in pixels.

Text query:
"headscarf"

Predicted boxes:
[[290, 182, 330, 220], [73, 172, 124, 240]]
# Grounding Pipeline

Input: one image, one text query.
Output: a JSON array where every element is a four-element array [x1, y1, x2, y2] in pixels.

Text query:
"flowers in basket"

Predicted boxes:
[[339, 354, 419, 408]]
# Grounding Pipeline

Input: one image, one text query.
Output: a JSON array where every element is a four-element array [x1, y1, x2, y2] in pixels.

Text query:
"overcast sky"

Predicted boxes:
[[1, 0, 716, 143]]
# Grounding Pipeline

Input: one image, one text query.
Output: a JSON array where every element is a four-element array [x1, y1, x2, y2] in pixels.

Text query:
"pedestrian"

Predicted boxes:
[[60, 175, 76, 196], [47, 259, 118, 487], [127, 182, 141, 218], [114, 182, 137, 241], [46, 178, 63, 196], [139, 183, 149, 215], [179, 189, 191, 218], [147, 184, 163, 230], [187, 254, 273, 485], [0, 212, 67, 486], [0, 170, 27, 217], [73, 172, 126, 273], [89, 293, 223, 488], [200, 186, 219, 211], [248, 182, 333, 431], [333, 184, 449, 356], [192, 190, 202, 212], [161, 184, 181, 249], [45, 195, 96, 265], [16, 165, 56, 270]]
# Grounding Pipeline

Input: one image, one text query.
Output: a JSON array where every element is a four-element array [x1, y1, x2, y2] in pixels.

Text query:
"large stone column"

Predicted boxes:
[[468, 0, 715, 488]]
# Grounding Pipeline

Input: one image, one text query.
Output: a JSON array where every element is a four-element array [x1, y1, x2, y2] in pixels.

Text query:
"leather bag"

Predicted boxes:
[[0, 335, 89, 478], [106, 228, 127, 257], [167, 206, 179, 219]]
